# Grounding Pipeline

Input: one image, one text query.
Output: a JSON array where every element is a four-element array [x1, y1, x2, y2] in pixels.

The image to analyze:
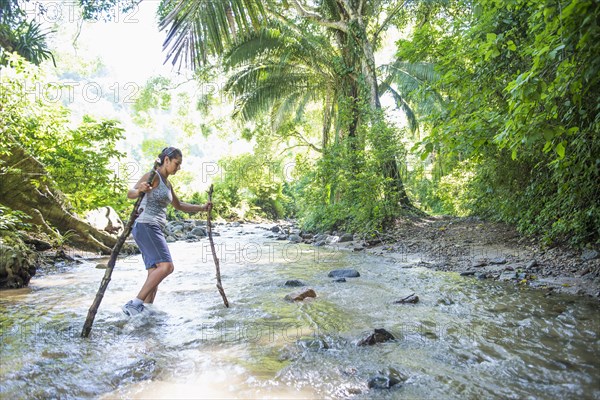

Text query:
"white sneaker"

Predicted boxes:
[[122, 300, 145, 316]]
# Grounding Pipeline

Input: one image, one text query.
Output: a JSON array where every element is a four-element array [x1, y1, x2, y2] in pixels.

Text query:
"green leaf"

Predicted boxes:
[[543, 141, 552, 153], [555, 141, 566, 159], [507, 40, 517, 51]]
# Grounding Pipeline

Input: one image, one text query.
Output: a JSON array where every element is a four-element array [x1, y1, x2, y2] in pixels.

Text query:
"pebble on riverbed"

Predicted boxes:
[[357, 328, 395, 346], [284, 279, 305, 287], [328, 269, 360, 278], [394, 293, 419, 304], [284, 288, 317, 301]]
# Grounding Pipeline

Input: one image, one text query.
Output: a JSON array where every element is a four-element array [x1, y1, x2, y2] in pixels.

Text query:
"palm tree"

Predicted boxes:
[[159, 0, 421, 213], [222, 22, 341, 151]]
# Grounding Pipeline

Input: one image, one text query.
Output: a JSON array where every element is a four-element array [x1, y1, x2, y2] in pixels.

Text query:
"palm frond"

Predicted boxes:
[[223, 28, 284, 69], [233, 72, 311, 120], [380, 82, 419, 135], [159, 0, 268, 69], [379, 59, 443, 132], [0, 19, 55, 66]]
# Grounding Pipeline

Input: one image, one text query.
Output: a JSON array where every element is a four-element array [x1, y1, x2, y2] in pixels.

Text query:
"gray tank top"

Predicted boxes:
[[136, 172, 173, 227]]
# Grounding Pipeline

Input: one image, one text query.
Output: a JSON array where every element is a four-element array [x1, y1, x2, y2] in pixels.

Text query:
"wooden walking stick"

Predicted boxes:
[[206, 184, 230, 307], [81, 163, 159, 338]]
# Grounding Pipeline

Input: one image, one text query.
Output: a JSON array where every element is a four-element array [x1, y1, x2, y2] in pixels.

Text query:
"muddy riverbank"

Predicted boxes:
[[328, 216, 600, 300]]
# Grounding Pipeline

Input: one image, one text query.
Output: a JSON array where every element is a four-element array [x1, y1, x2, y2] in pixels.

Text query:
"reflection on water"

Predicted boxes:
[[1, 224, 599, 399]]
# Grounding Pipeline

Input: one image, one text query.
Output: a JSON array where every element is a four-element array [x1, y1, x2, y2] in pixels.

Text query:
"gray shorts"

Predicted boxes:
[[132, 222, 173, 269]]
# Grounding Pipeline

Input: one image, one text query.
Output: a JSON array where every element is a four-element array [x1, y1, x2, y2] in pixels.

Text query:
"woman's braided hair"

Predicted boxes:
[[155, 146, 182, 168]]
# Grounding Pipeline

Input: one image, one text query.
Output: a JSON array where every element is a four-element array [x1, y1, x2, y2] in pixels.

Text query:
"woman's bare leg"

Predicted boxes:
[[136, 262, 174, 302], [143, 268, 159, 304]]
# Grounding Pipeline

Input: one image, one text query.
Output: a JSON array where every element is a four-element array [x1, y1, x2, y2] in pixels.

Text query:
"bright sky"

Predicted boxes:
[[76, 0, 172, 83], [29, 0, 408, 191]]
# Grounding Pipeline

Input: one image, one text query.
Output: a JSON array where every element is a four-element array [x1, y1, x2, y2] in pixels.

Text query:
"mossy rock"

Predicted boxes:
[[0, 233, 38, 289]]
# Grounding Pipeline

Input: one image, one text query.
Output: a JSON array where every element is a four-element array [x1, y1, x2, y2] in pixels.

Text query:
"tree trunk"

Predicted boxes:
[[354, 16, 414, 209], [0, 141, 117, 254]]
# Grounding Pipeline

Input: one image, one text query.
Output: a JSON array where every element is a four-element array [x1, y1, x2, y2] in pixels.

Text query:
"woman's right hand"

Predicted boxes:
[[138, 182, 152, 194]]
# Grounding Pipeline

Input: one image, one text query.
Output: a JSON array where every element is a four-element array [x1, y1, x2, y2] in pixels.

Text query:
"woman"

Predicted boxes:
[[122, 147, 211, 316]]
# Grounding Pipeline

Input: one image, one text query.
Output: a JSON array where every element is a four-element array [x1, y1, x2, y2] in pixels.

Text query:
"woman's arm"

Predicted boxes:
[[170, 187, 212, 213], [127, 172, 154, 199]]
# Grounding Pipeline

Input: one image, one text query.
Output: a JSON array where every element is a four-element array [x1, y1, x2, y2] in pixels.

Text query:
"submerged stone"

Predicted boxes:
[[285, 288, 317, 301], [284, 279, 305, 287], [0, 238, 38, 289], [394, 294, 419, 304], [328, 269, 360, 278], [357, 328, 395, 346], [368, 375, 402, 390]]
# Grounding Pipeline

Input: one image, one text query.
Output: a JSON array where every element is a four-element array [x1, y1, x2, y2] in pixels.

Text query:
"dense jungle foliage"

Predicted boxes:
[[1, 0, 598, 247]]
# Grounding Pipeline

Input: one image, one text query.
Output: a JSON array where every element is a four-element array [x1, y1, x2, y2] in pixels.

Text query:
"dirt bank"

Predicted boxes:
[[340, 216, 600, 300]]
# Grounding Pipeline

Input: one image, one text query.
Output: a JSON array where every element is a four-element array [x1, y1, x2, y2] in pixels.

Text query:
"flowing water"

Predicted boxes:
[[1, 224, 599, 399]]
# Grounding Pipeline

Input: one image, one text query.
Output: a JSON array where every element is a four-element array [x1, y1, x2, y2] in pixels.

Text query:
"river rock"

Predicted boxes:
[[284, 279, 305, 287], [190, 227, 207, 237], [338, 233, 354, 243], [314, 234, 327, 242], [460, 271, 476, 276], [357, 328, 395, 346], [288, 234, 303, 243], [167, 223, 184, 235], [490, 257, 507, 265], [525, 260, 538, 269], [581, 249, 599, 261], [95, 263, 107, 269], [394, 293, 419, 304], [285, 288, 317, 301], [328, 269, 360, 278], [0, 239, 37, 289], [498, 271, 516, 281], [368, 375, 402, 390], [333, 278, 346, 283], [120, 242, 140, 255], [85, 206, 124, 235]]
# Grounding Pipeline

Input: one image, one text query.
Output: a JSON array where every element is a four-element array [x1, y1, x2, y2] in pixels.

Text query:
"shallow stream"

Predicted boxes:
[[1, 224, 599, 399]]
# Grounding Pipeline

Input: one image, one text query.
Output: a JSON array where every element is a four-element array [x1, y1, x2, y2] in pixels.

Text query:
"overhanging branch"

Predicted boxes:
[[373, 1, 408, 42], [290, 0, 349, 32]]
